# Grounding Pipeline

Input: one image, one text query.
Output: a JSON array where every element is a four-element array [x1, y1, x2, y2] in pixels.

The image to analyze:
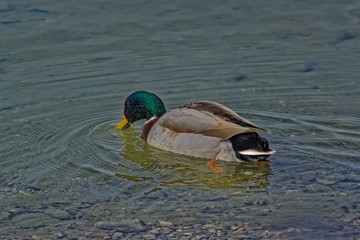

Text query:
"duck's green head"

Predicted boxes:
[[115, 91, 166, 130]]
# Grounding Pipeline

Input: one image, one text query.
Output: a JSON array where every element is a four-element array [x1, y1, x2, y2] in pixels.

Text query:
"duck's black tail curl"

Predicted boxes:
[[230, 132, 272, 161]]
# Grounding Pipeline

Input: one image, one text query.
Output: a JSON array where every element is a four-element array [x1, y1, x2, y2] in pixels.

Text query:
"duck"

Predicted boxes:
[[115, 90, 275, 165]]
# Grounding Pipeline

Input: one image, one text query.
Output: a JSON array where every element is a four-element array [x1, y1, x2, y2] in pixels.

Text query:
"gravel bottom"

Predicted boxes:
[[2, 217, 358, 240], [6, 221, 307, 240]]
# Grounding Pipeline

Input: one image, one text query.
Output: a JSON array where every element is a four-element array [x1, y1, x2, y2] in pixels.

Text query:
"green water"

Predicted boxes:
[[1, 0, 360, 239]]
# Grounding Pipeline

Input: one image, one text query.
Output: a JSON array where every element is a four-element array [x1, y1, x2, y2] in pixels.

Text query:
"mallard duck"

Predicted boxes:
[[115, 91, 275, 163]]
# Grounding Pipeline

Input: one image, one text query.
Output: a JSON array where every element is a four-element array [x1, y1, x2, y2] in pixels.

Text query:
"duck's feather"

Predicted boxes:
[[158, 101, 261, 140], [184, 101, 264, 130]]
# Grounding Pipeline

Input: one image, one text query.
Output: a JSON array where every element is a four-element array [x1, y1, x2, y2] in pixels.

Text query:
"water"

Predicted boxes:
[[1, 0, 360, 239]]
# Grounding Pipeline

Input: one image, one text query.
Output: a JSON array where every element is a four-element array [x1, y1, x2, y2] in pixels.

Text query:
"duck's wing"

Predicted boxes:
[[184, 101, 265, 131], [158, 105, 260, 140]]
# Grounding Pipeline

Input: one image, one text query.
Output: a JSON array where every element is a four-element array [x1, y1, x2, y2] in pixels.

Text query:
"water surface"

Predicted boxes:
[[1, 0, 360, 239]]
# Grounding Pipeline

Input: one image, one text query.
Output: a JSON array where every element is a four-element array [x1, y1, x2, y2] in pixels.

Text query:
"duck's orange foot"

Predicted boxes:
[[206, 157, 224, 174]]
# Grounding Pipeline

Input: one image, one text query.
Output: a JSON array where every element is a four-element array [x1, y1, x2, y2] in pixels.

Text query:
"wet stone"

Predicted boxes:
[[8, 183, 41, 193], [56, 231, 67, 238], [285, 189, 300, 194], [334, 182, 360, 191], [346, 173, 360, 182], [141, 234, 157, 240], [307, 183, 332, 193], [253, 198, 269, 206], [45, 207, 73, 220], [111, 232, 124, 240], [159, 220, 173, 227], [182, 230, 193, 236], [84, 231, 109, 238], [342, 213, 359, 223], [32, 235, 43, 240], [12, 212, 51, 229], [94, 219, 149, 233], [234, 73, 248, 82], [203, 224, 215, 229], [179, 236, 189, 240], [230, 226, 239, 231], [316, 174, 345, 185], [149, 227, 161, 234], [0, 211, 10, 221], [234, 226, 248, 234]]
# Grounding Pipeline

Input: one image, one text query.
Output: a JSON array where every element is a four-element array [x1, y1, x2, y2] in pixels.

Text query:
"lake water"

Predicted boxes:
[[1, 0, 360, 239]]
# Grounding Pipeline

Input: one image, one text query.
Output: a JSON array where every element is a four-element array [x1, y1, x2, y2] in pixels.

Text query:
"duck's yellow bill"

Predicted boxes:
[[115, 116, 130, 130]]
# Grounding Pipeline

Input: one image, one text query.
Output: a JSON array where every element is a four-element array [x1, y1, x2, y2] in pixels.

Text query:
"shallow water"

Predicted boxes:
[[1, 0, 360, 239]]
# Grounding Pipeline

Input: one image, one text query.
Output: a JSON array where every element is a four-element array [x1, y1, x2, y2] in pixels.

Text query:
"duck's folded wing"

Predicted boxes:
[[158, 108, 259, 140], [184, 101, 265, 131]]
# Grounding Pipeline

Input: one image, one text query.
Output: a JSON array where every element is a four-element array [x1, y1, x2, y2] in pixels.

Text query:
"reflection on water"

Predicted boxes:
[[118, 127, 272, 189], [1, 0, 360, 239]]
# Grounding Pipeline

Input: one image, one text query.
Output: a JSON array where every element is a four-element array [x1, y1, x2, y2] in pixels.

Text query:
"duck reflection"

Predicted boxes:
[[116, 127, 272, 189]]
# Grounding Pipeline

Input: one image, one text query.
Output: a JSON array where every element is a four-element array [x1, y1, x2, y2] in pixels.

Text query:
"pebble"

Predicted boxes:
[[253, 198, 268, 206], [31, 235, 42, 240], [181, 225, 194, 230], [307, 183, 332, 193], [94, 219, 149, 233], [262, 230, 284, 238], [347, 173, 360, 182], [149, 227, 161, 234], [56, 231, 67, 238], [203, 224, 215, 229], [342, 213, 358, 223], [111, 232, 125, 239], [230, 226, 239, 231], [159, 220, 173, 227], [232, 227, 247, 235], [141, 234, 157, 239], [0, 211, 10, 221], [84, 231, 109, 238], [316, 174, 345, 185], [285, 189, 300, 194], [8, 183, 41, 193], [44, 207, 72, 220], [182, 231, 193, 236]]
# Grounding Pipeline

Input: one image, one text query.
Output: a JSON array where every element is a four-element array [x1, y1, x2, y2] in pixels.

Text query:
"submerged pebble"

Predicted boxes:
[[316, 174, 345, 185], [159, 220, 173, 227], [111, 232, 125, 239], [140, 234, 157, 240], [94, 219, 149, 233], [346, 173, 360, 182], [307, 183, 332, 193], [342, 213, 359, 224], [253, 198, 269, 206], [0, 211, 10, 221], [44, 207, 72, 220], [8, 184, 41, 193], [56, 231, 67, 238]]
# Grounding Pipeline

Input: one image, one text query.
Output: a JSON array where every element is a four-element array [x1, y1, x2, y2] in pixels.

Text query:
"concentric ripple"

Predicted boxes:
[[1, 0, 360, 238]]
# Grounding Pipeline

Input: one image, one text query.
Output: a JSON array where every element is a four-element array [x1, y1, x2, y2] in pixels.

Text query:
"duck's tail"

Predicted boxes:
[[230, 132, 276, 161]]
